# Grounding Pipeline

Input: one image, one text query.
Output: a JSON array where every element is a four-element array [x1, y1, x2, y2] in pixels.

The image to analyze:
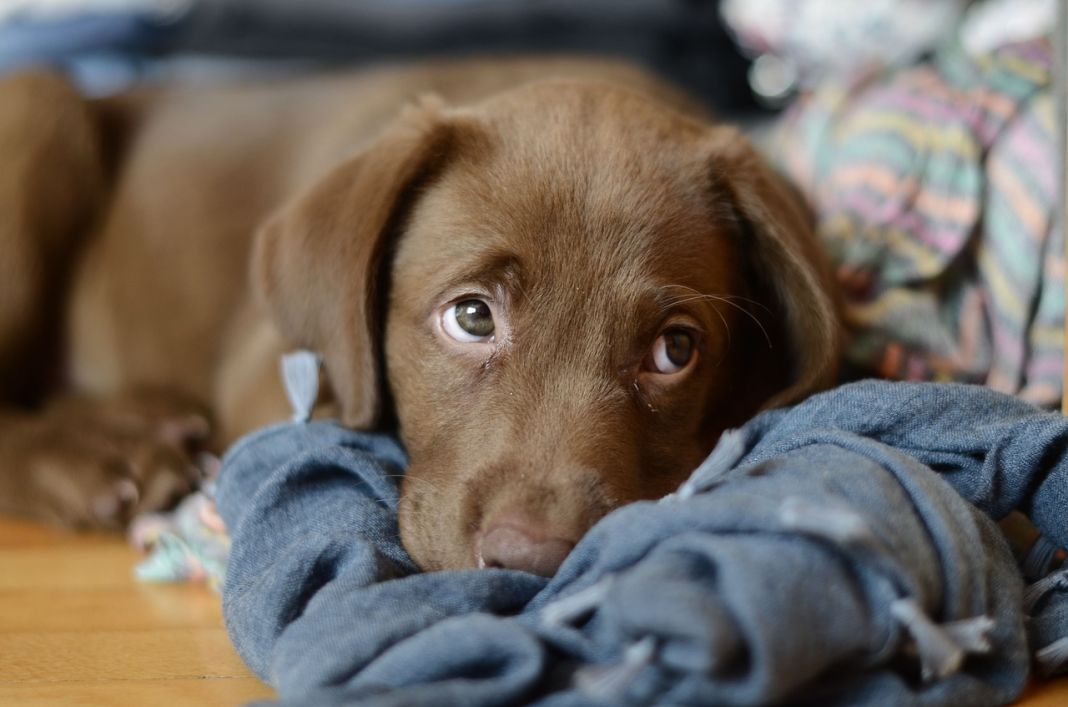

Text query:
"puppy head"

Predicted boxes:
[[254, 81, 839, 575]]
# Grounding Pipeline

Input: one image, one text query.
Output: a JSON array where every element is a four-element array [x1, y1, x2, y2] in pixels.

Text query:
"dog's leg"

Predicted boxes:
[[0, 71, 103, 405], [0, 72, 204, 527], [0, 390, 211, 528]]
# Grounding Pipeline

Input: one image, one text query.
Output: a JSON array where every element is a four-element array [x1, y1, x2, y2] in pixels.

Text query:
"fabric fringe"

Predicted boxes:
[[890, 598, 994, 681], [574, 636, 657, 702], [662, 428, 747, 502], [1035, 637, 1068, 677], [280, 350, 322, 423], [541, 577, 614, 628], [779, 497, 875, 545], [1022, 535, 1062, 581], [1023, 568, 1068, 613]]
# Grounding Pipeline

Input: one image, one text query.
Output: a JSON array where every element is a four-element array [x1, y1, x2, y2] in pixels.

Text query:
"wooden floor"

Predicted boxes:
[[0, 518, 274, 706], [0, 517, 1066, 706]]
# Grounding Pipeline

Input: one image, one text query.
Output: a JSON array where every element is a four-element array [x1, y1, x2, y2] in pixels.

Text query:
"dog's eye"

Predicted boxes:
[[443, 299, 495, 342], [646, 329, 695, 374]]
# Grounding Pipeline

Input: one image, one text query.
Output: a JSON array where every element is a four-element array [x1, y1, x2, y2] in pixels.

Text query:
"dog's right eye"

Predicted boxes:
[[443, 299, 495, 343]]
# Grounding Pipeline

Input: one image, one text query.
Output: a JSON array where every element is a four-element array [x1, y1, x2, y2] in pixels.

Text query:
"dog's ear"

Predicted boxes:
[[705, 126, 841, 408], [252, 97, 462, 428]]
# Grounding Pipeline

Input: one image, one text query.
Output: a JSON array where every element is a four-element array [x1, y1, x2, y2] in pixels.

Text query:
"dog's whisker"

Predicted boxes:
[[380, 473, 447, 496], [656, 283, 704, 301], [657, 292, 772, 349], [704, 295, 773, 349], [385, 474, 434, 490], [663, 294, 735, 348], [657, 285, 771, 314], [706, 298, 732, 351], [703, 294, 772, 313]]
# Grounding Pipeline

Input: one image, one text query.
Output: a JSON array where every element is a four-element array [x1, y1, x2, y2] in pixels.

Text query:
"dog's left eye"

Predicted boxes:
[[443, 299, 495, 343], [645, 329, 696, 375]]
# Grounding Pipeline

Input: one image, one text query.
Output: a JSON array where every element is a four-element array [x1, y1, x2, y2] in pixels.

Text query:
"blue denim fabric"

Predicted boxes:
[[217, 381, 1068, 705]]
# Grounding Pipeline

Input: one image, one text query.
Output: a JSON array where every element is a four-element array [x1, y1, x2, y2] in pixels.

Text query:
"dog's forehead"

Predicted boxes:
[[414, 87, 723, 269], [409, 162, 724, 283], [470, 81, 710, 203]]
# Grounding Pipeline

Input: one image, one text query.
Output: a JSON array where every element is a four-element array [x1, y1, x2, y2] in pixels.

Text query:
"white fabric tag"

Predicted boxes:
[[280, 350, 322, 423]]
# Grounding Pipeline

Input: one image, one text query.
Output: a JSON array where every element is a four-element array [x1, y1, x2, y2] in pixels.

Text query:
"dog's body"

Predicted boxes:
[[0, 57, 838, 574]]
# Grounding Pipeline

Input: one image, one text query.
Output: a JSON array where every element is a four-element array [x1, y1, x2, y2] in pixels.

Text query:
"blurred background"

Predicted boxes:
[[0, 0, 1050, 109], [0, 0, 1063, 406], [0, 0, 758, 111]]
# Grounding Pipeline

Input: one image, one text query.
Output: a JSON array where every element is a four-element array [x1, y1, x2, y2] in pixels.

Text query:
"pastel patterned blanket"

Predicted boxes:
[[772, 36, 1061, 405]]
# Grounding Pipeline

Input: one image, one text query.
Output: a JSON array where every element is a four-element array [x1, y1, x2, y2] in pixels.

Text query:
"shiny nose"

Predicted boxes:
[[478, 521, 575, 577]]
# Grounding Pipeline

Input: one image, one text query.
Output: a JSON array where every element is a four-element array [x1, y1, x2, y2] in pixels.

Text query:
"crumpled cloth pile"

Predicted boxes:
[[770, 34, 1062, 406], [207, 381, 1068, 706]]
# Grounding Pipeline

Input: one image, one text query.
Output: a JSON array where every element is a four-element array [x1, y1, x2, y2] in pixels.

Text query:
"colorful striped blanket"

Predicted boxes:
[[771, 36, 1061, 406]]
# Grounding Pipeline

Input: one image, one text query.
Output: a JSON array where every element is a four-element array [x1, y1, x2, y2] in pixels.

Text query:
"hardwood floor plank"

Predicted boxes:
[[0, 545, 147, 591], [0, 519, 117, 549], [0, 518, 274, 702], [0, 628, 251, 684], [0, 676, 274, 706], [0, 585, 223, 632]]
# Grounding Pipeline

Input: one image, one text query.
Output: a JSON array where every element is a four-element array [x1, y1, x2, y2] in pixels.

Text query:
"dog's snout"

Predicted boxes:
[[477, 521, 575, 577]]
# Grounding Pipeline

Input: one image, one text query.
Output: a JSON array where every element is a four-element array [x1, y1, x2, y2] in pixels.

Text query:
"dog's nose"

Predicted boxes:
[[478, 521, 575, 577]]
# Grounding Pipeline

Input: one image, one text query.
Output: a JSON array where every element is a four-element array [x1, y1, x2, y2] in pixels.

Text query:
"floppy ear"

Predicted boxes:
[[252, 98, 461, 428], [705, 126, 841, 408]]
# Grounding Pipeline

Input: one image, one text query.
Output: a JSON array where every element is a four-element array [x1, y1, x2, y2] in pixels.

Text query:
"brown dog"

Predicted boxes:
[[0, 57, 838, 575]]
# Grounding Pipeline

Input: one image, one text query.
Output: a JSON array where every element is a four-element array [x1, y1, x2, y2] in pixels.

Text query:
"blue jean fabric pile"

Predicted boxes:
[[217, 381, 1068, 705]]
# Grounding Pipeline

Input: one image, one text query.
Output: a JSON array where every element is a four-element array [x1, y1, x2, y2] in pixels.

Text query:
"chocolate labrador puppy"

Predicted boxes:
[[0, 57, 838, 575]]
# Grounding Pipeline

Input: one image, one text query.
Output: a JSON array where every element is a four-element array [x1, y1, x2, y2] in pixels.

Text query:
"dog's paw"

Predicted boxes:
[[0, 391, 211, 529]]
